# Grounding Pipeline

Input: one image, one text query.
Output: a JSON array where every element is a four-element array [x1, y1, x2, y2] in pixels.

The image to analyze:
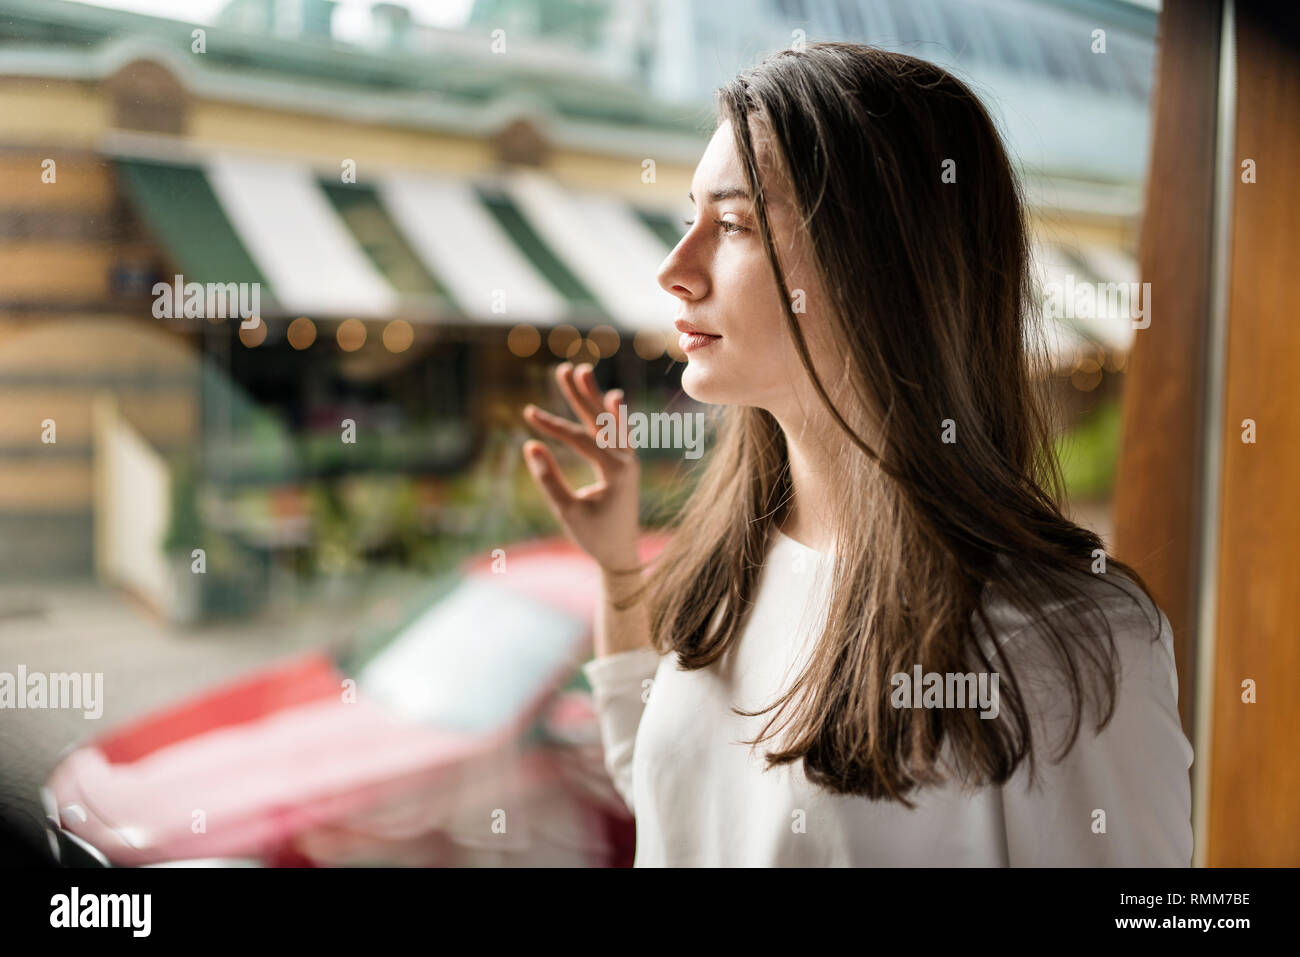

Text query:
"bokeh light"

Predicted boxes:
[[507, 324, 541, 357], [633, 329, 666, 360], [238, 317, 266, 348], [336, 318, 366, 352], [383, 319, 414, 353], [548, 324, 580, 358], [287, 316, 316, 350], [588, 324, 620, 359]]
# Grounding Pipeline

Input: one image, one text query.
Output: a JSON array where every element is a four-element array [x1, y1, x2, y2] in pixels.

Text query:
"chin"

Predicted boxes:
[[680, 361, 741, 405]]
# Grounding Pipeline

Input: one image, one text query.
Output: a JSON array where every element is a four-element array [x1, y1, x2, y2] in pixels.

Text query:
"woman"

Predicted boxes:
[[521, 42, 1193, 866]]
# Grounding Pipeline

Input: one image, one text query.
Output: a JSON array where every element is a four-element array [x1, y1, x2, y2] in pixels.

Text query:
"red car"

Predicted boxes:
[[42, 535, 666, 867]]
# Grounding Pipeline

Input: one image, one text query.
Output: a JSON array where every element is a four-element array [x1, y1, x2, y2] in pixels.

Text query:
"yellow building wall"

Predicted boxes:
[[548, 149, 695, 210], [0, 77, 698, 201], [0, 153, 115, 206], [0, 317, 198, 511], [0, 79, 109, 145], [0, 243, 116, 300], [189, 100, 498, 175]]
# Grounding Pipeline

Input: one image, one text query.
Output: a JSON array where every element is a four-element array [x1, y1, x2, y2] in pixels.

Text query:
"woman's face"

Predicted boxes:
[[657, 118, 835, 420]]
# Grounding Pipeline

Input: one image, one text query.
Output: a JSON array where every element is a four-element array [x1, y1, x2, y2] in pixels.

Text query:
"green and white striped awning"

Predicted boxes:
[[117, 154, 684, 330], [117, 153, 1139, 366]]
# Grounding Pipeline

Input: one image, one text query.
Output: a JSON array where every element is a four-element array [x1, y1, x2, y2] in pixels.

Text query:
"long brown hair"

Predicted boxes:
[[628, 42, 1161, 805]]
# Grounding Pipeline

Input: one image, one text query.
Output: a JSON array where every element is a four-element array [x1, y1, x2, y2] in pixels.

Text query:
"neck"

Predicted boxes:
[[770, 401, 844, 554]]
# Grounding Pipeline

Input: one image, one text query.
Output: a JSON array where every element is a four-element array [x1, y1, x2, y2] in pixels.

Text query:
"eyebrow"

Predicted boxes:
[[687, 186, 752, 204]]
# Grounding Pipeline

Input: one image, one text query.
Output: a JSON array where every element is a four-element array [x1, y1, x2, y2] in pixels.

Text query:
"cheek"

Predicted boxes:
[[730, 296, 794, 381], [679, 242, 829, 406], [780, 256, 835, 344], [719, 252, 792, 347], [680, 297, 795, 407]]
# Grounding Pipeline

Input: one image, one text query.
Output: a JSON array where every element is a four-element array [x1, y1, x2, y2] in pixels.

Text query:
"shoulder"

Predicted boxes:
[[976, 560, 1168, 667], [975, 561, 1180, 749], [985, 565, 1194, 865]]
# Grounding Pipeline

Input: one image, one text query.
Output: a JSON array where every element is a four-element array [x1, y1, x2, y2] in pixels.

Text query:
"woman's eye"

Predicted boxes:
[[681, 217, 745, 234]]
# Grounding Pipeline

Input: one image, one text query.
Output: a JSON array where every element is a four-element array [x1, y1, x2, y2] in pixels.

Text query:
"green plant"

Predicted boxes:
[[1054, 397, 1123, 502], [306, 480, 365, 576], [162, 453, 203, 557], [161, 453, 270, 620], [162, 458, 233, 571]]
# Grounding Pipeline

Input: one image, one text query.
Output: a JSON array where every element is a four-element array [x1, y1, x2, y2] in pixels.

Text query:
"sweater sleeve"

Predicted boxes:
[[580, 646, 662, 816], [998, 592, 1195, 866]]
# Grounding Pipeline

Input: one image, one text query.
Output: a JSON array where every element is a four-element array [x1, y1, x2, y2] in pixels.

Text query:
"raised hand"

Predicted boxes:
[[522, 362, 642, 572]]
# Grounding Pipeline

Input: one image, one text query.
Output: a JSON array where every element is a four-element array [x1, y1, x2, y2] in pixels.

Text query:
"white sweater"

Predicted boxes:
[[581, 530, 1194, 866]]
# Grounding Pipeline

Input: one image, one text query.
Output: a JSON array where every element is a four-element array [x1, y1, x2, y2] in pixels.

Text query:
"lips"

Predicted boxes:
[[678, 332, 720, 353], [673, 318, 718, 336], [674, 319, 721, 354]]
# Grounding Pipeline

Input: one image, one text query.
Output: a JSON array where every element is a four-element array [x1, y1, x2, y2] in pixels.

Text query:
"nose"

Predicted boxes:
[[656, 235, 708, 303]]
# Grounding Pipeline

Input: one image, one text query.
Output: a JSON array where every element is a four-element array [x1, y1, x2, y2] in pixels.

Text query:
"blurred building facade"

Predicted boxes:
[[0, 0, 700, 580], [0, 0, 1153, 584]]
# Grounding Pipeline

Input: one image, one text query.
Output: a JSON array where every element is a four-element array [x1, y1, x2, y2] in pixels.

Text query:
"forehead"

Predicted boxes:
[[692, 118, 791, 209]]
